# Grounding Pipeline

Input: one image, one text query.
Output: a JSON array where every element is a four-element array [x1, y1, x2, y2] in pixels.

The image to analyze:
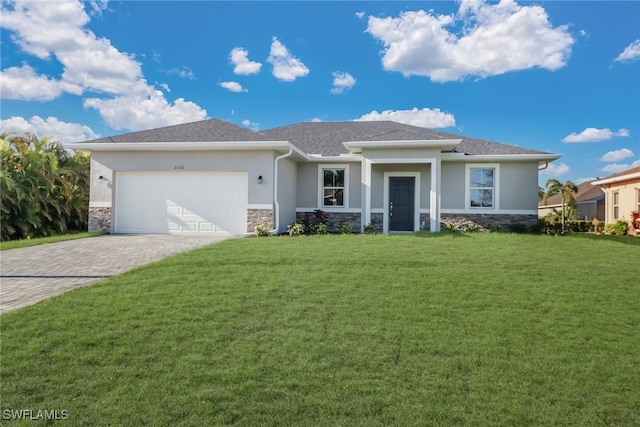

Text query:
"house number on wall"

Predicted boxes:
[[174, 165, 185, 170]]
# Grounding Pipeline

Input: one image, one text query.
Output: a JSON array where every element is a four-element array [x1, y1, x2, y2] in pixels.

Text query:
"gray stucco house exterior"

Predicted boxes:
[[70, 118, 560, 235]]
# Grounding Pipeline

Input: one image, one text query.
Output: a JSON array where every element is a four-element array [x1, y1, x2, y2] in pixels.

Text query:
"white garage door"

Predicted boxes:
[[115, 171, 248, 235]]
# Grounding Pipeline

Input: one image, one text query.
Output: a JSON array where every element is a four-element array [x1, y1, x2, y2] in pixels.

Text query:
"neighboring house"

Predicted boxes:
[[592, 166, 640, 224], [70, 119, 560, 235], [538, 180, 605, 221]]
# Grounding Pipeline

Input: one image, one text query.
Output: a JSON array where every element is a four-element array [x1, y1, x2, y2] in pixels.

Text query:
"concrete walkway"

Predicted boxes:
[[0, 234, 228, 314]]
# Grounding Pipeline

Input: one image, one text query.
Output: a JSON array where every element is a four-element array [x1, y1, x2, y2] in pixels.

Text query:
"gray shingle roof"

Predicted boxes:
[[261, 121, 551, 156], [81, 118, 552, 157], [82, 118, 280, 143]]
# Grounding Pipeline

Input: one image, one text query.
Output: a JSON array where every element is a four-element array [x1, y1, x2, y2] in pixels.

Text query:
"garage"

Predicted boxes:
[[115, 171, 248, 235]]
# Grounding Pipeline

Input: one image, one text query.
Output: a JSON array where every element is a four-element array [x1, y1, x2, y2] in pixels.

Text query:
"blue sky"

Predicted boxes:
[[1, 0, 639, 185]]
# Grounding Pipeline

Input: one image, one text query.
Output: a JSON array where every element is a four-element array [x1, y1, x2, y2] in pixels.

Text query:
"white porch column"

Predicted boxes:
[[430, 157, 441, 232], [361, 158, 372, 232]]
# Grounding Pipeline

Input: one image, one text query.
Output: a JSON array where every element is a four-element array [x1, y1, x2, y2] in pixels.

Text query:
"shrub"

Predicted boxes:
[[630, 211, 640, 235], [508, 223, 527, 234], [487, 223, 502, 233], [565, 220, 594, 233], [339, 221, 352, 234], [364, 223, 376, 234], [603, 223, 617, 235], [532, 218, 563, 235], [614, 220, 629, 236], [311, 223, 328, 235], [287, 222, 304, 236], [254, 223, 272, 237], [303, 209, 329, 234]]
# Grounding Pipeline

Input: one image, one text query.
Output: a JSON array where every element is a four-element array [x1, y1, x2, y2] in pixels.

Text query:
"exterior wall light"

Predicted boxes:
[[98, 175, 105, 183], [257, 175, 263, 184]]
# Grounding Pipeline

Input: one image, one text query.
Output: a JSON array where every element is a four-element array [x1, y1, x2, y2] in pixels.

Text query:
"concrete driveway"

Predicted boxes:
[[0, 234, 229, 314]]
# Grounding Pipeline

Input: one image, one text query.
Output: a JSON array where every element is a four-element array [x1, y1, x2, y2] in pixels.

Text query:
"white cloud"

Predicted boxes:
[[1, 0, 143, 95], [355, 11, 365, 19], [83, 89, 207, 131], [0, 0, 208, 132], [330, 71, 356, 94], [601, 148, 634, 162], [167, 66, 195, 80], [0, 115, 99, 143], [0, 63, 81, 101], [355, 107, 455, 128], [614, 39, 640, 62], [159, 82, 171, 93], [267, 37, 309, 82], [601, 160, 640, 174], [540, 162, 570, 176], [230, 47, 262, 75], [366, 0, 574, 82], [562, 127, 630, 143], [219, 81, 248, 93], [241, 119, 259, 131]]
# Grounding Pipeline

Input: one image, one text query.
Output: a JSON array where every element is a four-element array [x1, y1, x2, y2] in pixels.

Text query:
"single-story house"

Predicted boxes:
[[592, 166, 640, 224], [538, 180, 605, 221], [70, 118, 560, 235]]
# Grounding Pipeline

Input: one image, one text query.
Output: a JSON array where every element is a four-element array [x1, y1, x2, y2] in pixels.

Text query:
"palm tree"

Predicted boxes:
[[543, 179, 579, 232]]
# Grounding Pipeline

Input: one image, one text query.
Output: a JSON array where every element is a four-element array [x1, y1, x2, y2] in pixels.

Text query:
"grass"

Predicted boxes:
[[0, 232, 103, 251], [1, 233, 638, 425]]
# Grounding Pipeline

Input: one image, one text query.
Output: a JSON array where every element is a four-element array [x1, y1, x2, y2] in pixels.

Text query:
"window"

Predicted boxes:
[[613, 191, 619, 220], [322, 168, 345, 207], [637, 188, 640, 212], [469, 167, 495, 208]]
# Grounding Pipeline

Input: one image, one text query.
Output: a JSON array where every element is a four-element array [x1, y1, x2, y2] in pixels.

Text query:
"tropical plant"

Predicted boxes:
[[364, 223, 376, 234], [254, 223, 272, 237], [287, 222, 304, 236], [543, 179, 579, 233], [614, 220, 629, 236], [302, 209, 329, 234], [338, 221, 352, 234], [1, 133, 89, 241], [310, 223, 328, 235]]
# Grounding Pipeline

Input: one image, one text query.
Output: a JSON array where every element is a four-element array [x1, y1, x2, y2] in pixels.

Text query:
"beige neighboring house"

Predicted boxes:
[[538, 180, 605, 221], [592, 166, 640, 224], [68, 118, 560, 235]]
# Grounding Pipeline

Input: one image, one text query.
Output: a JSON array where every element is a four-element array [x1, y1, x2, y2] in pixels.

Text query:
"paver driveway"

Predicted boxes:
[[0, 234, 229, 313]]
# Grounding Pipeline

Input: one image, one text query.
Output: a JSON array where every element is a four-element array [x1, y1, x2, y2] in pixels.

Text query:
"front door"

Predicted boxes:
[[389, 177, 415, 232]]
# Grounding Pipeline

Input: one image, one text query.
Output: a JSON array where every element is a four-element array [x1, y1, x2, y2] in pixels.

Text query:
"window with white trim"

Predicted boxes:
[[469, 167, 496, 208], [613, 191, 619, 219], [637, 188, 640, 212], [321, 167, 346, 207]]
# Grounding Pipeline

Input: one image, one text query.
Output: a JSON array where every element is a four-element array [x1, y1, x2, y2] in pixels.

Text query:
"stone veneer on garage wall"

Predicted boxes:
[[247, 209, 273, 232], [89, 207, 272, 234], [88, 207, 112, 233]]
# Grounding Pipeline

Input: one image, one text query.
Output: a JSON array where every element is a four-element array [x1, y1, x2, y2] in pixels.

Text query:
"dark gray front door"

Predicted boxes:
[[389, 177, 415, 231]]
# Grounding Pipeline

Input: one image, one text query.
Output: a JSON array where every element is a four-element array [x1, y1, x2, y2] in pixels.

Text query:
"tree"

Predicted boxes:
[[543, 179, 578, 233], [1, 132, 89, 241]]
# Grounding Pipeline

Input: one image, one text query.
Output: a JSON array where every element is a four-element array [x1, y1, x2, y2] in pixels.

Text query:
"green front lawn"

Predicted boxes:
[[2, 234, 638, 425]]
